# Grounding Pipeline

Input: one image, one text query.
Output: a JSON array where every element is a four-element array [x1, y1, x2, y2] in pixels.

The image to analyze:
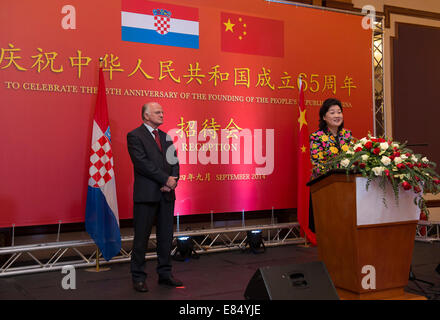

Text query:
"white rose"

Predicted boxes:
[[379, 142, 389, 151], [354, 143, 363, 150], [391, 142, 399, 148], [346, 150, 355, 155], [360, 137, 368, 145], [422, 157, 429, 163], [401, 154, 408, 160], [372, 167, 385, 176], [381, 156, 391, 166], [411, 155, 418, 162], [340, 159, 350, 168], [394, 157, 403, 165], [361, 154, 369, 161]]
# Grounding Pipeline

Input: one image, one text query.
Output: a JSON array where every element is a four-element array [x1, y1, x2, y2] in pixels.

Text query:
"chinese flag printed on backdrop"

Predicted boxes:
[[220, 12, 284, 57], [296, 80, 317, 246]]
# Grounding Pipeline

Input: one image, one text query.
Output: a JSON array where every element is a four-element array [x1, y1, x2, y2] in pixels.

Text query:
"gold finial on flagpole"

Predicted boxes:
[[99, 57, 103, 69], [298, 74, 303, 91]]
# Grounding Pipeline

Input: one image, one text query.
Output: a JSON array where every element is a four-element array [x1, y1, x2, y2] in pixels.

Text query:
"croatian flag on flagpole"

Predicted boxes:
[[121, 0, 199, 49], [85, 68, 121, 261]]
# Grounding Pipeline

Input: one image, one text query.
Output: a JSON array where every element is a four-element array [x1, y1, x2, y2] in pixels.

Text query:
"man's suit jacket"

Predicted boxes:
[[127, 124, 179, 203]]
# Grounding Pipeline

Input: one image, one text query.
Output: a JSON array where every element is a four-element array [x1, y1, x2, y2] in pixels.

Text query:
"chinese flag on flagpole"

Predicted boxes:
[[296, 79, 317, 245]]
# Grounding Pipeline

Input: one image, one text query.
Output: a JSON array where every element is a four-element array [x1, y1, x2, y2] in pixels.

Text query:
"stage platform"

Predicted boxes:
[[0, 241, 439, 300]]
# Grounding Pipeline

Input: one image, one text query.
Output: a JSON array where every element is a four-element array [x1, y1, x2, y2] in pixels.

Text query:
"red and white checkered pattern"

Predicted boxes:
[[154, 15, 171, 35], [89, 134, 114, 188]]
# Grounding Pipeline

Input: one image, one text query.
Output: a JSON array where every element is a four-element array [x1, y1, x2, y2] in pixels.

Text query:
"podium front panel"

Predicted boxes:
[[355, 177, 419, 226]]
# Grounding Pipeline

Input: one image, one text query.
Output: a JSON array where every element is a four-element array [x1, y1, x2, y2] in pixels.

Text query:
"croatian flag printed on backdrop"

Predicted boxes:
[[121, 0, 199, 49]]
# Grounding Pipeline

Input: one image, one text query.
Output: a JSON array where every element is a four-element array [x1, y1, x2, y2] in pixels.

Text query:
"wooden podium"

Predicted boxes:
[[307, 171, 425, 300]]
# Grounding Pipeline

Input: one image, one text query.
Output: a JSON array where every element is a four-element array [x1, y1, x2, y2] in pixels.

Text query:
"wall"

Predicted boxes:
[[351, 0, 440, 137], [352, 0, 440, 209]]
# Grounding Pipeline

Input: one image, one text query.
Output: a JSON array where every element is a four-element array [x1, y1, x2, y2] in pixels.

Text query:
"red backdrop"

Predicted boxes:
[[0, 0, 373, 227]]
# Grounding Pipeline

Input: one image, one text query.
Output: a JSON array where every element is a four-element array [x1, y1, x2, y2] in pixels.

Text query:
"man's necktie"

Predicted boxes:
[[153, 129, 162, 152]]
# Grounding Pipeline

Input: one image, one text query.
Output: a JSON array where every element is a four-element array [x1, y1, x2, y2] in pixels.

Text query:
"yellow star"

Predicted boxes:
[[301, 145, 307, 153], [224, 18, 235, 33], [298, 108, 307, 131]]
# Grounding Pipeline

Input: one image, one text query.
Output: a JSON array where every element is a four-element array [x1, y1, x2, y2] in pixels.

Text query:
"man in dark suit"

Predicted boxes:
[[127, 102, 182, 292]]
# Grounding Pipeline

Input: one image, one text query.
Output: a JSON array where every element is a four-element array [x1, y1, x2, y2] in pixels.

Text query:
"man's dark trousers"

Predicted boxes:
[[130, 197, 175, 282]]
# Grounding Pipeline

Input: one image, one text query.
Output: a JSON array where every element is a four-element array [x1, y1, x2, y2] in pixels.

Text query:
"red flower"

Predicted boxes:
[[414, 186, 421, 193], [364, 141, 373, 149], [359, 163, 366, 169], [355, 147, 362, 152], [397, 163, 406, 170], [433, 180, 440, 185], [405, 152, 411, 157], [407, 163, 414, 169], [385, 169, 390, 176], [402, 181, 412, 190], [393, 151, 400, 157], [373, 148, 380, 155]]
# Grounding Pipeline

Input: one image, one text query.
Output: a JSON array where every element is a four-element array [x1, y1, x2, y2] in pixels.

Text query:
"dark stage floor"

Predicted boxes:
[[1, 241, 439, 300]]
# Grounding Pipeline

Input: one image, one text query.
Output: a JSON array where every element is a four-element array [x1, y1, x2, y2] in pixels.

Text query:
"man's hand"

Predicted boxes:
[[166, 176, 178, 189], [160, 186, 171, 192]]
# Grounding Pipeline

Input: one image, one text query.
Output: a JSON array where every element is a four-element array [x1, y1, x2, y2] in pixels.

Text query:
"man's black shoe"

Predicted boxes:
[[133, 281, 149, 292], [158, 276, 183, 287]]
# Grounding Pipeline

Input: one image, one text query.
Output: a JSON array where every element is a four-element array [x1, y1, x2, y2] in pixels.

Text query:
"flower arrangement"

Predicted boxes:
[[325, 134, 440, 216]]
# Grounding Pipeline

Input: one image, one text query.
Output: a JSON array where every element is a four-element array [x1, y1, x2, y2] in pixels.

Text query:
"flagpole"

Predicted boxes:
[[303, 232, 309, 248], [86, 247, 110, 272], [300, 75, 308, 249], [96, 248, 100, 272]]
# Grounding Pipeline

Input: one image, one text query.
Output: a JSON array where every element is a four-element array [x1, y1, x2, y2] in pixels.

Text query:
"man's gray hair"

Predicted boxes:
[[141, 102, 158, 120]]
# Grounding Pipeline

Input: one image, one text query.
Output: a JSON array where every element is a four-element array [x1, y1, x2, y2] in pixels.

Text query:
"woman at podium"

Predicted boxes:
[[309, 98, 353, 178], [308, 98, 353, 232]]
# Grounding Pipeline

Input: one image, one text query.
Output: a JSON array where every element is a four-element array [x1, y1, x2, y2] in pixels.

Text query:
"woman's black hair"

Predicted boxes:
[[318, 98, 344, 132]]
